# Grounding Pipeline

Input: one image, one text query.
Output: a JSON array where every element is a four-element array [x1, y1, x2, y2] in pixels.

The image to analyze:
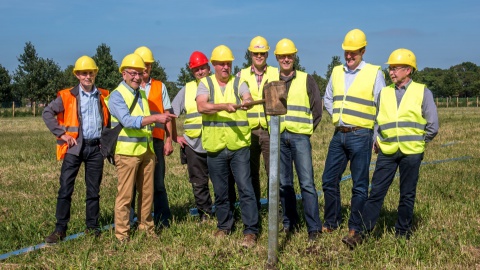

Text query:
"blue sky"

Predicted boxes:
[[1, 0, 479, 82]]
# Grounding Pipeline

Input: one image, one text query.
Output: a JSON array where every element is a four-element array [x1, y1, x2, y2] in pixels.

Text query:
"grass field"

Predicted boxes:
[[0, 107, 479, 269]]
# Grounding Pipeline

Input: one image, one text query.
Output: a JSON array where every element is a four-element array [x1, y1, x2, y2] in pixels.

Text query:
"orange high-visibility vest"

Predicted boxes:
[[56, 87, 109, 160], [147, 79, 166, 140]]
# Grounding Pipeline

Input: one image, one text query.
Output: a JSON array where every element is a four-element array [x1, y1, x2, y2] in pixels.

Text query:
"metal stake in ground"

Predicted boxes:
[[263, 81, 287, 266]]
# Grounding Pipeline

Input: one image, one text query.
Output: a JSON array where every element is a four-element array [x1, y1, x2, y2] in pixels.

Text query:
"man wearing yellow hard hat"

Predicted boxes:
[[237, 36, 279, 211], [196, 45, 259, 248], [43, 56, 110, 243], [132, 46, 174, 228], [343, 49, 439, 248], [322, 29, 386, 242], [273, 38, 324, 242], [106, 53, 176, 242]]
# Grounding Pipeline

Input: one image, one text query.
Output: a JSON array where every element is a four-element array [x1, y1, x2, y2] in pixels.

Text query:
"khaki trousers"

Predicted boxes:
[[114, 148, 155, 240]]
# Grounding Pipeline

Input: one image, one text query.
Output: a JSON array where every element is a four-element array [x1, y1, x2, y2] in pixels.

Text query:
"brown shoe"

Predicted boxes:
[[321, 226, 334, 233], [342, 232, 363, 249], [213, 229, 230, 238], [241, 234, 257, 248], [45, 231, 66, 244]]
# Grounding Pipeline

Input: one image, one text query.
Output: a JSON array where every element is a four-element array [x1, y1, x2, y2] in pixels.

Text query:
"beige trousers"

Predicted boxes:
[[114, 148, 155, 240]]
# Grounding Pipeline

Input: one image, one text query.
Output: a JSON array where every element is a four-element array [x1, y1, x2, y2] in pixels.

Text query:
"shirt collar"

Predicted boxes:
[[343, 60, 366, 73], [250, 65, 267, 75], [79, 85, 98, 97], [395, 78, 413, 90]]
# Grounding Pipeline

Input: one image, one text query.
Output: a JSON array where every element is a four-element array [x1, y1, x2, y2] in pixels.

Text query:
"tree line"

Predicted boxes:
[[1, 42, 479, 108]]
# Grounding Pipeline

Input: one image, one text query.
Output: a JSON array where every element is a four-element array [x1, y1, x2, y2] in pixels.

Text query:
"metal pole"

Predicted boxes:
[[267, 115, 280, 266]]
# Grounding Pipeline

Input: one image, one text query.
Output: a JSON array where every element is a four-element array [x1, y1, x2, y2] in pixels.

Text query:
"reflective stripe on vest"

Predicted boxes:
[[278, 71, 313, 135], [331, 64, 380, 128], [147, 79, 165, 140], [240, 66, 279, 129], [184, 80, 203, 138], [56, 87, 109, 160], [376, 81, 427, 155], [200, 75, 251, 152], [105, 84, 154, 156]]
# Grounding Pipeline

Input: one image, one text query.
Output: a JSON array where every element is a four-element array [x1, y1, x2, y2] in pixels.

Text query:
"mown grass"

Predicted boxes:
[[0, 108, 479, 269]]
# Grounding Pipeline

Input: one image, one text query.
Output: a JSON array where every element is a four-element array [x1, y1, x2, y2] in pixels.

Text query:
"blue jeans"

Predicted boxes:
[[207, 147, 259, 235], [322, 128, 373, 232], [361, 150, 423, 237], [279, 131, 322, 233], [55, 144, 104, 232]]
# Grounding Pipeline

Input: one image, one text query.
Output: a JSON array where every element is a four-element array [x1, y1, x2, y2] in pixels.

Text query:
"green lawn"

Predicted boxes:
[[0, 108, 479, 269]]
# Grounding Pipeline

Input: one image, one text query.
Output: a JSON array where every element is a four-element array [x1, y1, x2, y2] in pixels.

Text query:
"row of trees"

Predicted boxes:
[[1, 42, 479, 108]]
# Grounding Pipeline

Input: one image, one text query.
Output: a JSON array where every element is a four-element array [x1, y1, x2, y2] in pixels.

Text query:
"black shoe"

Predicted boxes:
[[85, 228, 102, 238], [308, 231, 322, 242], [342, 232, 363, 249], [45, 231, 66, 244]]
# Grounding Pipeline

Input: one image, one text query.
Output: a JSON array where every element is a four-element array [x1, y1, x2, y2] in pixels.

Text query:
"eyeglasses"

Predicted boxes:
[[77, 71, 96, 77], [277, 54, 294, 59], [251, 52, 267, 56], [124, 70, 144, 77], [388, 66, 408, 72]]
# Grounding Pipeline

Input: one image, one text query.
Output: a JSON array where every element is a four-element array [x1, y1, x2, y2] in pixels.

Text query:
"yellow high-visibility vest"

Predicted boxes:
[[183, 80, 202, 138], [200, 75, 251, 152], [279, 71, 313, 135], [331, 64, 380, 128], [106, 83, 154, 156], [240, 66, 279, 129], [376, 81, 427, 154]]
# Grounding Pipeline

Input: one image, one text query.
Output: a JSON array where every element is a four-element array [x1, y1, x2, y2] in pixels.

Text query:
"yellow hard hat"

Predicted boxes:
[[274, 38, 298, 55], [72, 55, 98, 75], [134, 46, 155, 63], [210, 45, 234, 62], [386, 48, 417, 70], [248, 36, 270, 53], [119, 53, 145, 73], [342, 29, 367, 51]]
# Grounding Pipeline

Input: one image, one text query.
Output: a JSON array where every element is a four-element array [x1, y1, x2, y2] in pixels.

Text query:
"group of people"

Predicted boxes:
[[42, 28, 438, 250]]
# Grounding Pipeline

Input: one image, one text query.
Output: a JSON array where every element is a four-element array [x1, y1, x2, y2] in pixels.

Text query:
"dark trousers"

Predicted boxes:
[[361, 150, 423, 236], [250, 128, 270, 209], [185, 146, 212, 217], [208, 147, 259, 235], [55, 144, 104, 232], [132, 138, 171, 227]]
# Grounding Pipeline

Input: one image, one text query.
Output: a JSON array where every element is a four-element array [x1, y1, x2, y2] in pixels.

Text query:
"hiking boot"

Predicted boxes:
[[85, 228, 102, 238], [45, 231, 66, 244], [321, 226, 335, 233], [342, 232, 363, 249], [308, 231, 322, 242], [213, 229, 230, 238], [241, 234, 257, 248]]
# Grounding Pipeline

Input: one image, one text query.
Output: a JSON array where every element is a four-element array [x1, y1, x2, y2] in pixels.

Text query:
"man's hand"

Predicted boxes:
[[373, 141, 379, 154], [176, 136, 188, 148], [154, 112, 177, 124], [164, 141, 174, 156], [60, 134, 77, 148]]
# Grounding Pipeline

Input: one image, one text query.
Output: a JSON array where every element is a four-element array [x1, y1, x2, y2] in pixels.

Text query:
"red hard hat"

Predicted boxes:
[[189, 51, 209, 69]]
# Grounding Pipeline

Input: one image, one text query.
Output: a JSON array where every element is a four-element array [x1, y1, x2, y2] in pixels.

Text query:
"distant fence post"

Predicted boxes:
[[466, 97, 468, 107], [33, 101, 36, 117], [456, 96, 459, 107], [12, 102, 15, 117], [477, 97, 479, 107], [446, 97, 449, 108]]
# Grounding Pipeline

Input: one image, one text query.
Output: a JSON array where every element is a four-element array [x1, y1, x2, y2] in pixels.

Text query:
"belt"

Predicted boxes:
[[84, 139, 100, 146], [335, 126, 363, 133]]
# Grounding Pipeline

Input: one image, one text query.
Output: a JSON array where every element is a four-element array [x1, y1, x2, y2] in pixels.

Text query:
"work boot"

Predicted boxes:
[[45, 231, 66, 244], [241, 234, 257, 248], [342, 232, 363, 249], [308, 231, 322, 242]]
